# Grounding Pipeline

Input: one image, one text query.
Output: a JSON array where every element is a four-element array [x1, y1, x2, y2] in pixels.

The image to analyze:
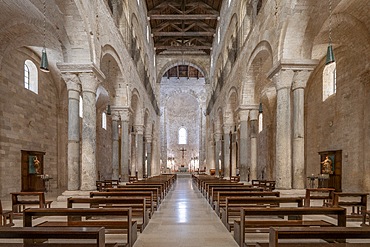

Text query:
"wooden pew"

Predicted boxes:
[[215, 191, 281, 216], [304, 188, 335, 207], [0, 226, 116, 247], [0, 199, 14, 226], [261, 226, 370, 247], [67, 197, 149, 232], [107, 187, 161, 206], [90, 191, 156, 216], [209, 186, 264, 205], [206, 183, 247, 201], [234, 207, 346, 246], [331, 192, 368, 222], [204, 182, 244, 198], [221, 197, 305, 231], [23, 208, 137, 247], [11, 192, 52, 216], [202, 181, 238, 195], [120, 184, 165, 200]]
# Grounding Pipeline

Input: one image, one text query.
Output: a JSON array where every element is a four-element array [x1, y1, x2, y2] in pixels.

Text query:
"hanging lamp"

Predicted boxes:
[[40, 0, 49, 72], [325, 0, 335, 65], [106, 104, 111, 115], [258, 103, 263, 113]]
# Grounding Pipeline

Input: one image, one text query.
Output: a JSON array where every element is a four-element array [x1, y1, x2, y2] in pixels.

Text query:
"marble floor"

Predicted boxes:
[[133, 174, 239, 247]]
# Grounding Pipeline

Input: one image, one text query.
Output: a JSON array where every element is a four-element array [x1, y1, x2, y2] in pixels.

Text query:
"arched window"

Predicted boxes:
[[178, 128, 187, 144], [258, 103, 263, 133], [146, 25, 150, 42], [24, 60, 38, 94], [258, 112, 263, 133], [323, 62, 337, 101], [102, 112, 107, 130], [24, 64, 30, 89], [79, 96, 83, 118], [217, 27, 221, 44]]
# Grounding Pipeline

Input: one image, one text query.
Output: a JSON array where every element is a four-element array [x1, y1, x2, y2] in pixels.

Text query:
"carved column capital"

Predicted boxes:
[[63, 73, 81, 92], [292, 70, 311, 90], [79, 72, 100, 94], [135, 125, 144, 135], [111, 112, 120, 122], [223, 124, 233, 134], [238, 109, 250, 122], [249, 109, 259, 121], [273, 69, 295, 91], [119, 108, 131, 122]]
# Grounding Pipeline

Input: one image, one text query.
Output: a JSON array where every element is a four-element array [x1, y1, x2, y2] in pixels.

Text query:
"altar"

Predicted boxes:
[[179, 166, 188, 172]]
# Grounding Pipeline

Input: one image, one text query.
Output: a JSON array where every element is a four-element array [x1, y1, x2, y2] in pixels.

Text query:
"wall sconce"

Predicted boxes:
[[259, 103, 263, 113]]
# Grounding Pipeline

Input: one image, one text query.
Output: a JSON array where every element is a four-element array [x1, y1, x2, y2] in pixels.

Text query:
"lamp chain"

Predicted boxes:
[[43, 0, 46, 49], [328, 0, 332, 45]]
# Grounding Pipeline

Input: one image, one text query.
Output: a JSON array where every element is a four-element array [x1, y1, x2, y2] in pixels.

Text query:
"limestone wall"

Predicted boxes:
[[0, 49, 65, 197]]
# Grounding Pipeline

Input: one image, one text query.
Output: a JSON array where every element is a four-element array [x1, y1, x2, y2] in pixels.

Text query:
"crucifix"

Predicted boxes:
[[179, 147, 187, 159]]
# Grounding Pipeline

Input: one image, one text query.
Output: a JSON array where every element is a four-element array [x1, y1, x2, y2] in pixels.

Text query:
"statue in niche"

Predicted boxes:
[[321, 155, 333, 174]]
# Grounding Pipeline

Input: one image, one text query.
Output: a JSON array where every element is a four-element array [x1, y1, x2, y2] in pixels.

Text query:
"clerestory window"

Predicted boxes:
[[24, 60, 38, 94]]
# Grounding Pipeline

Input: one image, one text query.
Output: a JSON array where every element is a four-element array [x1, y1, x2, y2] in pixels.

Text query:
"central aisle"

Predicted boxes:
[[134, 175, 239, 247]]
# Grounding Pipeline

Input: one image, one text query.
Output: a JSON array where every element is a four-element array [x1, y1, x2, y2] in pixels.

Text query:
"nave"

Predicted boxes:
[[134, 174, 239, 247]]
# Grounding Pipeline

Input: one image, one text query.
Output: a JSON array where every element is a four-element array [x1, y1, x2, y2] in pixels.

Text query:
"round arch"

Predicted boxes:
[[156, 59, 210, 84]]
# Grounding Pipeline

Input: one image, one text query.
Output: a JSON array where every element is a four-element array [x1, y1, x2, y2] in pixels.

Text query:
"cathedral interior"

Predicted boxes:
[[0, 0, 370, 198]]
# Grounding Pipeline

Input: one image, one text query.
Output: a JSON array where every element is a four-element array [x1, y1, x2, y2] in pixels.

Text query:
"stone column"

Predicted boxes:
[[111, 113, 120, 180], [206, 116, 215, 172], [64, 73, 81, 191], [250, 109, 258, 181], [223, 124, 232, 179], [135, 125, 144, 179], [231, 130, 237, 176], [120, 109, 130, 182], [146, 137, 152, 177], [292, 71, 310, 189], [238, 110, 249, 182], [79, 72, 100, 191], [208, 132, 215, 171], [274, 69, 294, 189], [130, 129, 136, 176], [214, 132, 222, 176]]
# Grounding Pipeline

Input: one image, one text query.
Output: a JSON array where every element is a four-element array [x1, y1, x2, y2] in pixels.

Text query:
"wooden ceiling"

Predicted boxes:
[[163, 65, 204, 79], [145, 0, 223, 55]]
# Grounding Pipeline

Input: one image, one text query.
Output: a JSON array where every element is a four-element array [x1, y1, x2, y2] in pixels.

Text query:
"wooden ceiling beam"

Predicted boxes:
[[168, 3, 183, 14], [153, 31, 215, 37], [155, 45, 211, 50], [155, 37, 212, 46], [147, 2, 175, 15], [149, 14, 219, 20]]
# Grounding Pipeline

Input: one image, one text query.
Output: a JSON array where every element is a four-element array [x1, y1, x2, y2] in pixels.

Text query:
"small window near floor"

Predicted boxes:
[[24, 60, 38, 94]]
